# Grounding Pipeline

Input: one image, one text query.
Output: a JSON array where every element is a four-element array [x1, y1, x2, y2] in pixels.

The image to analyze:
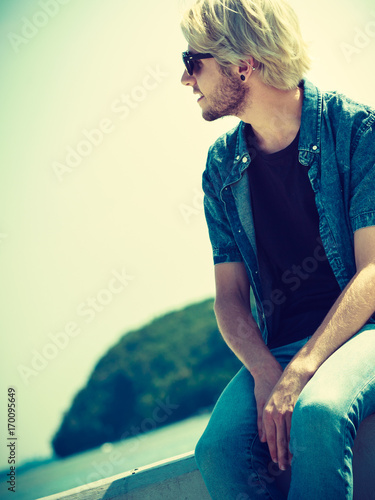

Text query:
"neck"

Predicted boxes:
[[239, 80, 303, 154]]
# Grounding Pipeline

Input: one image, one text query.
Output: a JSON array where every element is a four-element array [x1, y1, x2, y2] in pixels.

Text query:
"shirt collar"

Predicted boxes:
[[229, 78, 322, 180], [298, 79, 322, 158]]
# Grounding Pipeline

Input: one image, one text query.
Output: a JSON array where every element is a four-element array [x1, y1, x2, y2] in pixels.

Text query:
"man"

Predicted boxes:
[[180, 0, 375, 498]]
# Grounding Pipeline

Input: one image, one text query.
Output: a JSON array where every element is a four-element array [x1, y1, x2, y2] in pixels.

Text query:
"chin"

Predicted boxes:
[[202, 109, 223, 122], [203, 114, 217, 122]]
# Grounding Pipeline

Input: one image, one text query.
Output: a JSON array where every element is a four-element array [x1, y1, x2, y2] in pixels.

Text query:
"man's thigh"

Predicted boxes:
[[288, 325, 375, 498], [294, 324, 375, 419]]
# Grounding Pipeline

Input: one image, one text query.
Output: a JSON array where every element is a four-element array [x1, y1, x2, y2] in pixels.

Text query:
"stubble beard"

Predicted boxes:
[[202, 71, 250, 122]]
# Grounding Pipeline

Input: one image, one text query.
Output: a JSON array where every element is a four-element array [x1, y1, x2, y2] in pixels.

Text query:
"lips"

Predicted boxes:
[[193, 90, 204, 101]]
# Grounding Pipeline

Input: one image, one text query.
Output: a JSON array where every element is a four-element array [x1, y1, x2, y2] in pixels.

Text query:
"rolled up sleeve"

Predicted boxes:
[[349, 114, 375, 232], [202, 159, 243, 265]]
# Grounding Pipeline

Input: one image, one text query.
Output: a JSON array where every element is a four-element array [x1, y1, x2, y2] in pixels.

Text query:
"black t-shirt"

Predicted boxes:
[[247, 127, 342, 349]]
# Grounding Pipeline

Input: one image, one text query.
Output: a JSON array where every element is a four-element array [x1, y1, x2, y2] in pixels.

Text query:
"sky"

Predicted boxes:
[[0, 0, 374, 470]]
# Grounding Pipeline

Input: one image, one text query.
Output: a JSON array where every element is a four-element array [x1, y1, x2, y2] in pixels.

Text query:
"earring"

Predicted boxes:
[[251, 66, 256, 70], [240, 75, 245, 81]]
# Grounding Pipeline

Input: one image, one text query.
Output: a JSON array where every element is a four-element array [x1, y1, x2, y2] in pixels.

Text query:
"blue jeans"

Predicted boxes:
[[195, 325, 375, 499]]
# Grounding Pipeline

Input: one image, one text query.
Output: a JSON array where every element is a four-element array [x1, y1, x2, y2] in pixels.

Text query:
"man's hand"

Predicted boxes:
[[261, 368, 311, 470], [253, 362, 283, 445]]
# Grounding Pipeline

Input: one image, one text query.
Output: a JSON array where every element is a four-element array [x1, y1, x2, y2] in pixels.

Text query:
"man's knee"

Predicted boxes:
[[195, 432, 210, 471], [195, 426, 244, 473], [290, 391, 345, 457], [294, 388, 344, 424], [196, 429, 227, 470]]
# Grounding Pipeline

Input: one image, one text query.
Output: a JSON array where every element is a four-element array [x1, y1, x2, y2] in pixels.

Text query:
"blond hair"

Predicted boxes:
[[180, 0, 311, 90]]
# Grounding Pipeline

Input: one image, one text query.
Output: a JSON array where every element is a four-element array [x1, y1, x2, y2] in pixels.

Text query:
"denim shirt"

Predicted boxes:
[[202, 79, 375, 344]]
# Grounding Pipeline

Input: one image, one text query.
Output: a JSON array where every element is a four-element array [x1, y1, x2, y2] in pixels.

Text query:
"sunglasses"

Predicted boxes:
[[182, 51, 214, 75]]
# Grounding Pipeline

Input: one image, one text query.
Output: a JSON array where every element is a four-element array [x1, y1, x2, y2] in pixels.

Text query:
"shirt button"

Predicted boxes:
[[238, 229, 242, 233], [242, 157, 248, 163], [312, 145, 318, 151], [236, 155, 240, 160]]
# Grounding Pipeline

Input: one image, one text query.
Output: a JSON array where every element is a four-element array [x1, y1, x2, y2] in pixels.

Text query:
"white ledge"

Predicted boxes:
[[37, 451, 211, 500], [38, 414, 375, 500]]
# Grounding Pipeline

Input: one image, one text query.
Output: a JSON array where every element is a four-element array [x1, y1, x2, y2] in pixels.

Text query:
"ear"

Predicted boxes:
[[236, 57, 257, 82]]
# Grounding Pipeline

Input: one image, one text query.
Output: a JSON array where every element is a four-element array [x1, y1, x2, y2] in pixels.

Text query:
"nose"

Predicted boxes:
[[181, 69, 196, 86]]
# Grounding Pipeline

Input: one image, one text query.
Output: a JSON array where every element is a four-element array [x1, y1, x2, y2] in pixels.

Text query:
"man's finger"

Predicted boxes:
[[275, 418, 289, 471], [263, 413, 277, 463], [286, 411, 293, 465]]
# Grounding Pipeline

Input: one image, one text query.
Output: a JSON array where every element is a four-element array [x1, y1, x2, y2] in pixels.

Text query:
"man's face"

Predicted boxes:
[[181, 50, 250, 121]]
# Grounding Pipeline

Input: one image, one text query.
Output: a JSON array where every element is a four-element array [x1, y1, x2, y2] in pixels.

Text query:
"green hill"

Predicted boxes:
[[52, 298, 242, 458]]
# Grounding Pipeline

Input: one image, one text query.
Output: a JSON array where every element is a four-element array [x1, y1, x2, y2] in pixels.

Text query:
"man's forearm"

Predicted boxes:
[[214, 295, 281, 376], [287, 263, 375, 380]]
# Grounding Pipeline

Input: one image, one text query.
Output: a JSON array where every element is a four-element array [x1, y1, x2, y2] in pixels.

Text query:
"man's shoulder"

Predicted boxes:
[[302, 79, 375, 149], [324, 91, 375, 158], [321, 86, 375, 129]]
